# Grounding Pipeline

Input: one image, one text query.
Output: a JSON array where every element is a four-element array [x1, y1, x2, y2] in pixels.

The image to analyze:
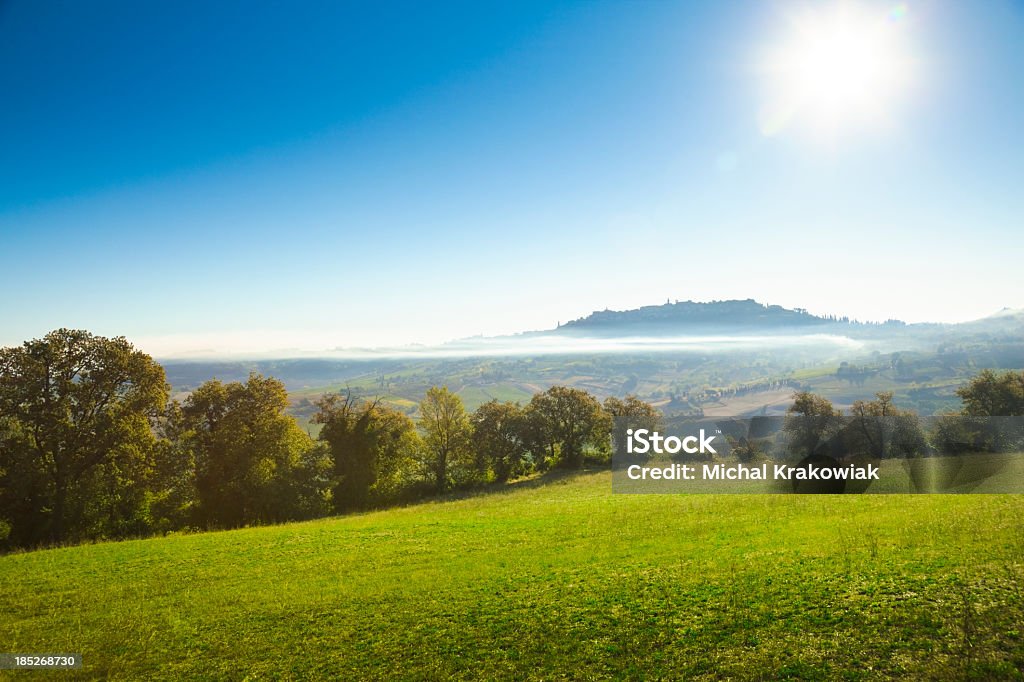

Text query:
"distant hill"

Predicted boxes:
[[545, 299, 906, 337], [157, 300, 1024, 419]]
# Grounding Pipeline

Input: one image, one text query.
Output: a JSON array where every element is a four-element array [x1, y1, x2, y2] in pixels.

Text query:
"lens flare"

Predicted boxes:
[[758, 2, 916, 138]]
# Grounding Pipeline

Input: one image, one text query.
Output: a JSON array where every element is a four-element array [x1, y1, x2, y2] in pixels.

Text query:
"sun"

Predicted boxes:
[[758, 2, 915, 137]]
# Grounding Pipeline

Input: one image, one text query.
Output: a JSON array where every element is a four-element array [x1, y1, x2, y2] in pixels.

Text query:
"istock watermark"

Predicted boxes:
[[611, 415, 1024, 494], [625, 428, 718, 456]]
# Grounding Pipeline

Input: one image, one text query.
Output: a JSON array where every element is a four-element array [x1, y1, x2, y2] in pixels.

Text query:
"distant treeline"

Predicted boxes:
[[1, 330, 1021, 552]]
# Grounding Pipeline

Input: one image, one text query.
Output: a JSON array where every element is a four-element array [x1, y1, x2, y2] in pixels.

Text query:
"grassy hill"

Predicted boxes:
[[3, 473, 1022, 679]]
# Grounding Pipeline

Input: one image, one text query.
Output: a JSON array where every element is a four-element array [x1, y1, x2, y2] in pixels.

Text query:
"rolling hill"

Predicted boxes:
[[158, 300, 1024, 423]]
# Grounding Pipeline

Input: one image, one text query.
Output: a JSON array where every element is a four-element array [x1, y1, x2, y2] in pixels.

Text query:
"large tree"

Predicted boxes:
[[471, 400, 528, 482], [419, 386, 472, 493], [314, 395, 420, 510], [526, 386, 610, 469], [847, 392, 925, 459], [0, 329, 168, 547], [784, 391, 840, 456], [950, 370, 1024, 452], [956, 370, 1024, 416], [171, 373, 328, 527], [604, 395, 660, 460]]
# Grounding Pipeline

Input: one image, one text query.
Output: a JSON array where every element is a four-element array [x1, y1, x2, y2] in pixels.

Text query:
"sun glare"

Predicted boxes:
[[759, 2, 915, 137]]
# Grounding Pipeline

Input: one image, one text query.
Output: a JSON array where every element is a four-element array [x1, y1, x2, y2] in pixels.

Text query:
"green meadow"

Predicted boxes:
[[2, 472, 1023, 680]]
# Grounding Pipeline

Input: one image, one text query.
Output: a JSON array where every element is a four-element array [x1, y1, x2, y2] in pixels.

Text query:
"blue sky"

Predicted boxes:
[[2, 0, 1022, 356]]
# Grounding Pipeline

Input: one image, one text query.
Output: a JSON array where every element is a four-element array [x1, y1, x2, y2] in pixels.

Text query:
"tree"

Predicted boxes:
[[847, 392, 925, 459], [471, 400, 529, 482], [171, 373, 328, 527], [784, 391, 840, 456], [284, 441, 334, 520], [956, 370, 1024, 416], [951, 370, 1024, 452], [148, 400, 200, 533], [419, 387, 473, 493], [314, 395, 420, 510], [604, 395, 660, 460], [525, 386, 610, 469], [0, 329, 168, 547], [519, 401, 558, 471]]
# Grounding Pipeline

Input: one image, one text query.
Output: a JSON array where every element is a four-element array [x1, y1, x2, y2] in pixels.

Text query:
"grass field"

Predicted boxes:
[[2, 474, 1024, 680]]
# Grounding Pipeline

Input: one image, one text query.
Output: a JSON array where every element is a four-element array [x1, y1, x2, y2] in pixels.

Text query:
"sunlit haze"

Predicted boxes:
[[758, 1, 916, 136]]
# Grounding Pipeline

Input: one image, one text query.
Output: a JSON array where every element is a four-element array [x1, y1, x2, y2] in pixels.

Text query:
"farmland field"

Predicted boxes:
[[2, 472, 1023, 679]]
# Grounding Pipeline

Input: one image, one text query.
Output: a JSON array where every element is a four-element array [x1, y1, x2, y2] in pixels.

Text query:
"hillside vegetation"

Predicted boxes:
[[2, 472, 1023, 680]]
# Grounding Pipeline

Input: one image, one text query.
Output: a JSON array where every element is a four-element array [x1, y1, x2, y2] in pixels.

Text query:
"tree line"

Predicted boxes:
[[0, 330, 656, 550], [2, 330, 1021, 551], [782, 372, 1024, 462]]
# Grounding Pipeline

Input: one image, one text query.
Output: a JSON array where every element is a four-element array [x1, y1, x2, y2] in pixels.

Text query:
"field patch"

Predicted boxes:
[[1, 474, 1023, 679]]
